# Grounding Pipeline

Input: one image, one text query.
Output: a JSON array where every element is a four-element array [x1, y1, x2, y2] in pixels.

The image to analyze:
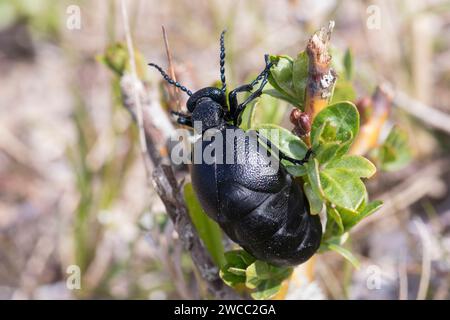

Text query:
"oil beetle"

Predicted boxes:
[[148, 31, 322, 266]]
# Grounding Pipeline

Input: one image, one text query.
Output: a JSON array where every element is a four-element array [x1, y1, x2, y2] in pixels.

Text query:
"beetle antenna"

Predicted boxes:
[[148, 62, 193, 96], [219, 30, 227, 92]]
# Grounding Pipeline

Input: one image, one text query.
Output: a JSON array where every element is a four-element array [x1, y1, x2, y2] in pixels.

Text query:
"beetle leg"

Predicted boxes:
[[228, 55, 273, 122], [228, 84, 254, 118], [171, 111, 193, 127], [177, 117, 193, 127], [278, 148, 314, 165], [233, 76, 269, 125], [230, 56, 273, 125]]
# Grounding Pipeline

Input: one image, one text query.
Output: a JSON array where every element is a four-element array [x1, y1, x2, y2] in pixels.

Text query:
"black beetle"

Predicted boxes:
[[148, 31, 322, 266]]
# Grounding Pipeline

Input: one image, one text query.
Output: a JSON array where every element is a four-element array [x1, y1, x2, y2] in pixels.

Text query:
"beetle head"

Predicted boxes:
[[187, 87, 227, 112]]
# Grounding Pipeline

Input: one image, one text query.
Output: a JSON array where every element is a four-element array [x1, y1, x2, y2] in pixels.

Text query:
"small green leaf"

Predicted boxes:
[[330, 80, 356, 104], [228, 267, 247, 276], [319, 168, 366, 211], [321, 232, 349, 248], [268, 55, 297, 99], [263, 88, 300, 106], [254, 123, 308, 160], [245, 260, 292, 291], [224, 250, 256, 268], [184, 183, 225, 267], [251, 280, 282, 300], [311, 102, 359, 152], [314, 142, 341, 164], [304, 182, 323, 215], [327, 206, 344, 234], [292, 51, 309, 105], [99, 42, 147, 78], [343, 48, 353, 81], [219, 250, 256, 287], [339, 200, 383, 230], [239, 100, 257, 131], [325, 155, 376, 178], [306, 158, 324, 198], [374, 125, 412, 171], [254, 94, 286, 126], [220, 269, 246, 287], [98, 43, 128, 76], [246, 261, 268, 289], [311, 121, 326, 149], [324, 243, 360, 269], [284, 164, 307, 177]]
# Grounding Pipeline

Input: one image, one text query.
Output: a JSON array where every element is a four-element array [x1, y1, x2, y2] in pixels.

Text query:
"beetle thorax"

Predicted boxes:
[[191, 97, 225, 133]]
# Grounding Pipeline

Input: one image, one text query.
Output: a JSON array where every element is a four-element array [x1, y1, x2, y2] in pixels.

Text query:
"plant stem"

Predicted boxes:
[[304, 21, 337, 120]]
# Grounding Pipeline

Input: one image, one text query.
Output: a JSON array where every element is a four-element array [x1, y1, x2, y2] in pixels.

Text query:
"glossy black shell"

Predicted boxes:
[[191, 125, 322, 266]]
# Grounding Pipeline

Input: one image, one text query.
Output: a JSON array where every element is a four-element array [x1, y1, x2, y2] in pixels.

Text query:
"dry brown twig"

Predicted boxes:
[[381, 82, 450, 135], [354, 158, 450, 231], [119, 0, 239, 299]]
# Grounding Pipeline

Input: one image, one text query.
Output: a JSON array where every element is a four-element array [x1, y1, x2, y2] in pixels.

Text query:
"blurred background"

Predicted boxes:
[[0, 0, 450, 299]]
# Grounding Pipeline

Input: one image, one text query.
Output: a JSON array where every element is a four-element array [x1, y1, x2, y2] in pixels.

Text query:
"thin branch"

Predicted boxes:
[[354, 158, 450, 230], [162, 25, 181, 111], [413, 218, 432, 300], [398, 252, 408, 300], [120, 0, 153, 179], [381, 82, 450, 135], [118, 0, 239, 299], [152, 165, 240, 299]]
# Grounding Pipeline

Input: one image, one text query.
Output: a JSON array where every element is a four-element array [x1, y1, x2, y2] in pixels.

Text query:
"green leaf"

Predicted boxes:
[[239, 100, 257, 131], [254, 123, 308, 160], [245, 261, 292, 288], [228, 267, 246, 276], [254, 93, 286, 126], [224, 250, 256, 268], [375, 126, 412, 171], [251, 280, 283, 300], [327, 206, 344, 234], [339, 200, 383, 230], [306, 158, 324, 199], [314, 142, 341, 164], [98, 43, 128, 77], [263, 89, 300, 106], [311, 102, 359, 152], [319, 168, 366, 211], [220, 269, 246, 287], [245, 260, 292, 295], [292, 51, 309, 105], [99, 42, 147, 78], [330, 80, 356, 104], [268, 55, 296, 99], [323, 243, 360, 269], [311, 121, 326, 149], [325, 155, 376, 178], [304, 182, 323, 215], [321, 232, 349, 248], [184, 183, 225, 267], [219, 250, 256, 287], [284, 164, 307, 177], [343, 48, 353, 81]]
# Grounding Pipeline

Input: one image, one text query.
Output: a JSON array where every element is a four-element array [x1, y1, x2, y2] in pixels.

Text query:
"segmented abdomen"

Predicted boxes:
[[191, 126, 322, 266]]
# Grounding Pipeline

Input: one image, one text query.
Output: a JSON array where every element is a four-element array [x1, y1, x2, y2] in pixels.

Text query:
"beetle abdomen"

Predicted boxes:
[[190, 126, 322, 267]]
